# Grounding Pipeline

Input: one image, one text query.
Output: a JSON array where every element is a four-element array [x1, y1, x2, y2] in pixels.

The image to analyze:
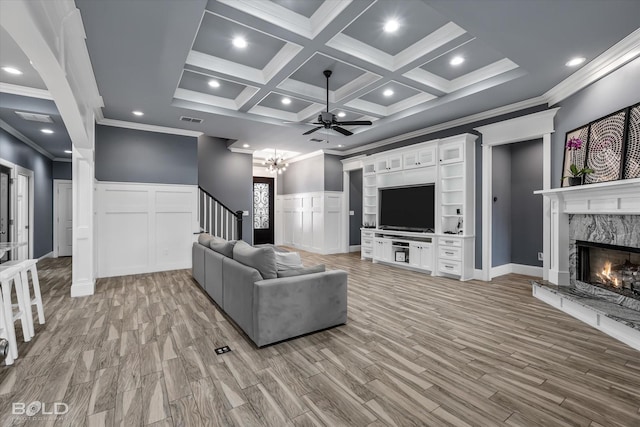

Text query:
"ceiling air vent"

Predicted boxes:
[[309, 138, 326, 143], [15, 111, 53, 123], [180, 116, 203, 124]]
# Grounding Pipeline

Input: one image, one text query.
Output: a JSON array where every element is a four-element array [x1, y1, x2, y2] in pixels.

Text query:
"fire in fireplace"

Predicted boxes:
[[576, 240, 640, 300]]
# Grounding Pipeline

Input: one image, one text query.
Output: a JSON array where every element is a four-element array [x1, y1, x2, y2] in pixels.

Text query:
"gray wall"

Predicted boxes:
[[0, 129, 53, 258], [349, 169, 362, 246], [510, 139, 543, 266], [198, 135, 253, 243], [324, 155, 344, 192], [52, 161, 72, 180], [95, 125, 197, 184], [552, 57, 640, 187], [492, 145, 511, 267], [279, 154, 324, 195]]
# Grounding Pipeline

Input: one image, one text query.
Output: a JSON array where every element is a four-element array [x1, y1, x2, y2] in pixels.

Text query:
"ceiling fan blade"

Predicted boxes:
[[302, 126, 323, 135], [335, 120, 373, 126], [332, 126, 353, 136]]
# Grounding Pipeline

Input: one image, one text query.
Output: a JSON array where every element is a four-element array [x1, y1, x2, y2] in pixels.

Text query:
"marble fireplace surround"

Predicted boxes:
[[535, 178, 640, 285]]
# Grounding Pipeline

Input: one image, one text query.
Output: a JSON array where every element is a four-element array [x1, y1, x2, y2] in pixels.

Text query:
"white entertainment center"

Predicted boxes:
[[359, 133, 476, 280]]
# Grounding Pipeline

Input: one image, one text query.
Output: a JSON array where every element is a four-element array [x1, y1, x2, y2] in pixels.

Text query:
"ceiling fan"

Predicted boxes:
[[302, 70, 372, 136]]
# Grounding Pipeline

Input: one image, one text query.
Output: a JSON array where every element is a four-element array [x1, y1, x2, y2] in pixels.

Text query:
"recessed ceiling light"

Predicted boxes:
[[208, 79, 220, 88], [565, 57, 586, 67], [338, 144, 344, 148], [2, 66, 22, 75], [383, 19, 399, 33], [243, 144, 250, 148], [383, 89, 394, 97], [232, 36, 247, 48], [132, 110, 144, 116], [41, 128, 54, 134], [281, 97, 292, 105], [64, 150, 72, 154], [337, 112, 346, 118], [450, 56, 465, 66]]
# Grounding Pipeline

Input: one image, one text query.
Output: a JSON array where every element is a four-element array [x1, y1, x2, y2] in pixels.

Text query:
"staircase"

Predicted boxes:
[[198, 187, 243, 240]]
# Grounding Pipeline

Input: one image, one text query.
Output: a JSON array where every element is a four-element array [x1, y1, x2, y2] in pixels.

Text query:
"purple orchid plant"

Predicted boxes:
[[564, 137, 594, 180]]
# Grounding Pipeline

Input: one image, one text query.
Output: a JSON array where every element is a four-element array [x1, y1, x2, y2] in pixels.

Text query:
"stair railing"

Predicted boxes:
[[198, 186, 243, 241]]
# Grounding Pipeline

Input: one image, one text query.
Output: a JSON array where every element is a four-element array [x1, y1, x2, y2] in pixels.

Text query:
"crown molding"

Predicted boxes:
[[544, 28, 640, 106], [340, 96, 546, 156], [53, 157, 72, 162], [97, 118, 202, 137], [0, 119, 55, 160], [0, 82, 53, 100], [228, 147, 254, 154]]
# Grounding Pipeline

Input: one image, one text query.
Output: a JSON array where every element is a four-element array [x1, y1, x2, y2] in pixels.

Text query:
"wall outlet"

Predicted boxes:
[[538, 252, 543, 261], [242, 210, 249, 216], [349, 210, 355, 216]]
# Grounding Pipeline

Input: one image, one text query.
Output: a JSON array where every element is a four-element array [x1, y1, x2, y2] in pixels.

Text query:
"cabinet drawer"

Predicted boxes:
[[362, 231, 374, 238], [438, 246, 461, 260], [439, 259, 461, 275], [362, 238, 373, 247], [438, 237, 461, 247], [362, 248, 372, 258]]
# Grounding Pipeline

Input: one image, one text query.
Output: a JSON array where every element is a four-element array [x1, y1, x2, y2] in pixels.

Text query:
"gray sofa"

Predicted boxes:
[[192, 236, 348, 347]]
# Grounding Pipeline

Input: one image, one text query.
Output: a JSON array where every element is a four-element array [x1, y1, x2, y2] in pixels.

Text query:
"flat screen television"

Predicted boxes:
[[379, 185, 435, 232]]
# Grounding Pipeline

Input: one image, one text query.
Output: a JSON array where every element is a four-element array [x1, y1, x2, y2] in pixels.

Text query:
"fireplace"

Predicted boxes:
[[576, 240, 640, 300]]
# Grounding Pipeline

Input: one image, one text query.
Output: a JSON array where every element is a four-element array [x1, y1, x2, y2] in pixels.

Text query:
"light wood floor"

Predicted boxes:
[[1, 253, 639, 426]]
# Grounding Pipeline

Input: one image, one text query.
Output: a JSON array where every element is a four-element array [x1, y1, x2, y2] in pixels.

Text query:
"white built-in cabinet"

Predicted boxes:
[[359, 133, 476, 280]]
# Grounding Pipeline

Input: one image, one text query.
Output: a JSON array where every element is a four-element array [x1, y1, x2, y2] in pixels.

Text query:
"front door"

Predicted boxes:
[[253, 177, 274, 245]]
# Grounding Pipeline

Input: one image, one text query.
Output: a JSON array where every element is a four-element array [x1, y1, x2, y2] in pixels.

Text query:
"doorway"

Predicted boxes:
[[54, 180, 73, 257], [253, 177, 274, 245], [15, 172, 31, 260], [0, 165, 10, 262]]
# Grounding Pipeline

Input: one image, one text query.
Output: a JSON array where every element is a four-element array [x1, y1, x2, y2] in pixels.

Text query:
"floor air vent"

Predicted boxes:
[[180, 116, 203, 124]]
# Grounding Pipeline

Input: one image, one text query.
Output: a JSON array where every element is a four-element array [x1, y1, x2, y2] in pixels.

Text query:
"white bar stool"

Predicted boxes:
[[0, 293, 15, 365], [17, 259, 45, 337], [0, 264, 31, 362]]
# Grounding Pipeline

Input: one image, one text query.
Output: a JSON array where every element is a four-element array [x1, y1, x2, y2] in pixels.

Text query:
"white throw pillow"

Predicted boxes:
[[275, 251, 304, 270]]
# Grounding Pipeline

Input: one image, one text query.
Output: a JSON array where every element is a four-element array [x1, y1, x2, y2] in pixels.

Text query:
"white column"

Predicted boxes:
[[542, 133, 552, 281], [481, 144, 492, 281], [71, 143, 95, 297], [547, 194, 570, 285]]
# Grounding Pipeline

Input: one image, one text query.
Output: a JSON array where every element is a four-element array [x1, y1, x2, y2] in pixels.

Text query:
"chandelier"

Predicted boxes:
[[262, 150, 288, 174]]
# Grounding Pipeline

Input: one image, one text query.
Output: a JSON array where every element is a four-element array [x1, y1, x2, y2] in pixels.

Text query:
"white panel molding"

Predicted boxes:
[[402, 68, 450, 93], [0, 82, 53, 100], [544, 27, 640, 105], [0, 119, 55, 160], [334, 72, 382, 102], [96, 182, 198, 278], [276, 191, 343, 254], [97, 118, 202, 137], [186, 50, 266, 84], [262, 43, 304, 82], [174, 88, 245, 111], [277, 78, 333, 103], [448, 59, 519, 92], [308, 0, 353, 38], [327, 33, 394, 71], [248, 104, 324, 123]]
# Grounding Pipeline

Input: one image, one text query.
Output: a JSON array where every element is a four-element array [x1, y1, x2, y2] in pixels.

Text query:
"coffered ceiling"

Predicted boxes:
[[3, 0, 639, 157]]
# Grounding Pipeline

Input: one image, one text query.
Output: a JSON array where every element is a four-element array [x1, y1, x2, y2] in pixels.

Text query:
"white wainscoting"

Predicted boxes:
[[276, 191, 343, 254], [96, 182, 198, 278]]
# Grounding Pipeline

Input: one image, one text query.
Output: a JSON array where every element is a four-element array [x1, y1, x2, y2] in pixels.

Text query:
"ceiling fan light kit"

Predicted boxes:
[[302, 70, 372, 137]]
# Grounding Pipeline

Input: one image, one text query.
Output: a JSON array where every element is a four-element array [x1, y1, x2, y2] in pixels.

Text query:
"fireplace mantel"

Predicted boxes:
[[535, 178, 640, 285], [535, 178, 640, 215]]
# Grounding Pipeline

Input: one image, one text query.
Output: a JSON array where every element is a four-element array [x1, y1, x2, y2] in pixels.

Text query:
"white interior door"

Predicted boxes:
[[16, 173, 29, 260], [56, 181, 73, 257]]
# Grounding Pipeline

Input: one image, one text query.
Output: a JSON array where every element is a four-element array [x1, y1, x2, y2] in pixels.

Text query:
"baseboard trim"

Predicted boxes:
[[71, 279, 95, 297], [38, 251, 54, 261], [473, 269, 484, 280], [491, 263, 543, 279], [349, 245, 361, 253]]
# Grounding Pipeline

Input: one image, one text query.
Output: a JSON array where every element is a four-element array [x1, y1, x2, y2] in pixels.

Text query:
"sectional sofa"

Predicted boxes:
[[192, 234, 348, 347]]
